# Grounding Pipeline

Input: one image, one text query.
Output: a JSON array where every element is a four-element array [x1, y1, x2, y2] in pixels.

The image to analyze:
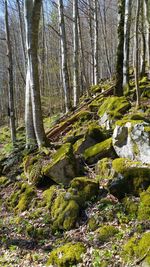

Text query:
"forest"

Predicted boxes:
[[0, 0, 150, 266]]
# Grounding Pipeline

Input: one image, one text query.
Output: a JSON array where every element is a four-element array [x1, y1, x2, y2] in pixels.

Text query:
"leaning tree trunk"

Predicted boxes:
[[24, 0, 47, 147], [58, 0, 72, 113], [73, 0, 79, 107], [5, 0, 16, 146], [123, 0, 132, 90], [115, 0, 125, 96]]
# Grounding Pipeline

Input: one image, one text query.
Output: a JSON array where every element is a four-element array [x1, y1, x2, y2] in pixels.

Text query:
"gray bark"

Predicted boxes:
[[73, 0, 79, 107], [93, 0, 99, 85]]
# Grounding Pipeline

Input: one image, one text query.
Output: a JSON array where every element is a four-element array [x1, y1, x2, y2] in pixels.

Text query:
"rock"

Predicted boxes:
[[70, 177, 99, 203], [122, 196, 139, 219], [108, 158, 150, 198], [138, 186, 150, 221], [98, 96, 131, 129], [112, 121, 150, 164], [47, 242, 86, 267], [95, 158, 113, 180], [42, 143, 77, 186], [96, 225, 119, 243], [83, 138, 117, 164], [51, 191, 80, 231], [123, 232, 150, 266]]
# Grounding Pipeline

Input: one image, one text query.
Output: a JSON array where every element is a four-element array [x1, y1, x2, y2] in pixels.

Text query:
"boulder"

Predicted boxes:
[[113, 121, 150, 164], [42, 143, 77, 186], [98, 96, 131, 129], [107, 158, 150, 198], [83, 138, 117, 164], [138, 186, 150, 221]]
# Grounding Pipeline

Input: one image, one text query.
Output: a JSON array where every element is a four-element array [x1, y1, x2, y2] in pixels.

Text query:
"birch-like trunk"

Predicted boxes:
[[5, 0, 16, 146], [58, 0, 71, 113], [73, 0, 79, 107], [24, 0, 47, 147], [93, 0, 99, 85], [140, 1, 146, 78], [134, 0, 141, 107], [123, 0, 132, 90], [144, 0, 150, 71]]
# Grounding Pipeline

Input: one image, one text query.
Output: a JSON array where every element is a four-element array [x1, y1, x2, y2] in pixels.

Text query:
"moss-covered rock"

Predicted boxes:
[[108, 158, 150, 199], [96, 225, 119, 243], [122, 196, 139, 219], [98, 96, 131, 129], [51, 191, 80, 231], [42, 185, 57, 209], [70, 177, 99, 203], [95, 158, 113, 180], [122, 232, 150, 265], [113, 121, 150, 164], [47, 242, 86, 266], [7, 183, 36, 212], [83, 138, 117, 164], [42, 143, 77, 186], [138, 186, 150, 221]]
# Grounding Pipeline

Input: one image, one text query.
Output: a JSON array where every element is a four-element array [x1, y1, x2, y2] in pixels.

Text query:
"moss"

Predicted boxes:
[[42, 185, 57, 209], [70, 177, 99, 203], [98, 96, 130, 120], [122, 196, 139, 219], [90, 84, 101, 93], [123, 232, 150, 265], [96, 225, 119, 242], [84, 138, 114, 161], [138, 186, 150, 221], [51, 191, 79, 231], [47, 242, 86, 267], [95, 158, 113, 179], [0, 176, 10, 188], [15, 183, 36, 212], [88, 217, 99, 231]]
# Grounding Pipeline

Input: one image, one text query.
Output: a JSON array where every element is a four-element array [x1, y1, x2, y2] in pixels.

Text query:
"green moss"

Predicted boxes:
[[51, 192, 79, 231], [50, 143, 72, 166], [0, 176, 9, 188], [123, 232, 150, 265], [98, 96, 130, 119], [95, 158, 113, 179], [84, 138, 113, 160], [15, 184, 36, 212], [122, 196, 139, 219], [96, 225, 119, 242], [42, 185, 57, 209], [70, 177, 99, 203], [90, 84, 101, 93], [47, 242, 86, 267], [138, 186, 150, 221], [88, 217, 99, 231]]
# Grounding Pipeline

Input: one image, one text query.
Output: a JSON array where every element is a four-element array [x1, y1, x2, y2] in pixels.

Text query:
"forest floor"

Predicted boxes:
[[0, 77, 150, 266]]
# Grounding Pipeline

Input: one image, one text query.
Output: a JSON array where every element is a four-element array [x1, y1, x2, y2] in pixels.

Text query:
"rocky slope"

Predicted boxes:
[[0, 77, 150, 266]]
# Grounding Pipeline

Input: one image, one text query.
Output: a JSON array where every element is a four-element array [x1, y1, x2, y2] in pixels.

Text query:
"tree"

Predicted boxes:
[[115, 0, 125, 96], [5, 0, 16, 145], [58, 0, 72, 113], [24, 0, 47, 147], [93, 0, 99, 85], [73, 0, 79, 107]]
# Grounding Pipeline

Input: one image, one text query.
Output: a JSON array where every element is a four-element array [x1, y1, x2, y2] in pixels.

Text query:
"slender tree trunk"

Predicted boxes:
[[88, 0, 94, 85], [140, 2, 146, 78], [73, 0, 79, 107], [93, 0, 99, 85], [115, 0, 125, 96], [5, 0, 16, 145], [58, 0, 71, 113], [24, 0, 47, 147], [134, 0, 141, 107], [144, 0, 150, 70], [123, 0, 132, 90]]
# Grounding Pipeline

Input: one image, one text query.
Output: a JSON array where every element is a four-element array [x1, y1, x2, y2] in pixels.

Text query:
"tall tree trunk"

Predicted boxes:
[[115, 0, 125, 96], [58, 0, 71, 113], [144, 0, 150, 71], [140, 1, 146, 78], [73, 0, 79, 107], [24, 0, 47, 147], [134, 0, 141, 107], [93, 0, 99, 85], [5, 0, 16, 146], [123, 0, 132, 90], [88, 0, 94, 85]]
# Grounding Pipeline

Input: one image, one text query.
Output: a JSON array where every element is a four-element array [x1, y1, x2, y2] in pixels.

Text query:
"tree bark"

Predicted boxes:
[[73, 0, 79, 107], [93, 0, 99, 85]]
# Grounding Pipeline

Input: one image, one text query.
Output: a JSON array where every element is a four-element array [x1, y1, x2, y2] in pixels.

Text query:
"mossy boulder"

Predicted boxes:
[[42, 143, 77, 186], [138, 186, 150, 221], [42, 185, 57, 209], [70, 177, 99, 203], [50, 191, 80, 231], [113, 121, 150, 164], [122, 196, 139, 219], [96, 225, 119, 243], [95, 158, 113, 180], [108, 158, 150, 198], [83, 138, 117, 164], [122, 232, 150, 265], [47, 242, 86, 267], [98, 96, 131, 129], [7, 183, 36, 212]]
